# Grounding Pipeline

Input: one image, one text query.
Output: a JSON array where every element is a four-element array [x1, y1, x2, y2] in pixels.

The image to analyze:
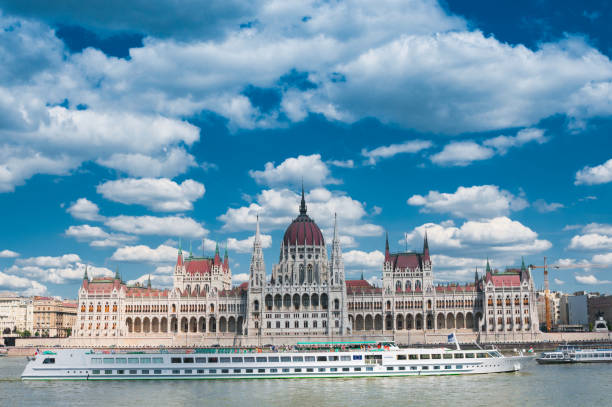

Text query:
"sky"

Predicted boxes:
[[1, 0, 612, 299]]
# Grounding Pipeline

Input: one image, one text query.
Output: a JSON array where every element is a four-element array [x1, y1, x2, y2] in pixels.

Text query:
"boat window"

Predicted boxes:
[[454, 353, 464, 359], [152, 358, 163, 364], [246, 369, 253, 373], [434, 366, 440, 370], [233, 369, 241, 373], [340, 356, 351, 361], [196, 357, 207, 363], [317, 356, 327, 362], [92, 370, 100, 374], [329, 355, 339, 361], [386, 366, 394, 371], [269, 357, 279, 362], [115, 358, 127, 364], [319, 368, 326, 372], [330, 368, 337, 372], [208, 357, 218, 363], [397, 354, 407, 360], [420, 354, 430, 360], [342, 367, 350, 372], [220, 357, 230, 363], [172, 370, 180, 374], [282, 368, 290, 373], [117, 370, 125, 374], [128, 358, 139, 364], [398, 366, 405, 371], [410, 366, 417, 371], [465, 353, 475, 358], [281, 357, 291, 362], [103, 358, 114, 364], [422, 366, 429, 370], [142, 370, 149, 374], [221, 369, 229, 374], [305, 356, 315, 362], [154, 370, 161, 374], [409, 354, 418, 360], [432, 354, 441, 359], [244, 357, 255, 363], [477, 353, 487, 358], [209, 369, 217, 373], [91, 358, 102, 364], [104, 370, 112, 374], [183, 358, 194, 363], [307, 368, 314, 372], [197, 370, 205, 374], [232, 357, 243, 363], [456, 365, 463, 369], [445, 365, 452, 369], [292, 356, 304, 362], [140, 358, 152, 364], [257, 357, 267, 363], [352, 355, 362, 361], [129, 370, 137, 374], [270, 368, 278, 373], [443, 354, 453, 359], [294, 368, 302, 372], [171, 358, 182, 364]]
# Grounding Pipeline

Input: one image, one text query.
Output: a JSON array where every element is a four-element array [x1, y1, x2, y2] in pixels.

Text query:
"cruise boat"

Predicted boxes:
[[536, 345, 612, 364], [0, 344, 7, 357], [21, 341, 527, 380]]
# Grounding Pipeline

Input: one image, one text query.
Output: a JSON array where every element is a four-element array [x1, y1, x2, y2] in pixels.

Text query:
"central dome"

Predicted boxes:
[[282, 189, 324, 247]]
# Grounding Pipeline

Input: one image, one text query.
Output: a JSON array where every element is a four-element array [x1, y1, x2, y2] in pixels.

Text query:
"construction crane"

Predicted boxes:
[[529, 258, 611, 332]]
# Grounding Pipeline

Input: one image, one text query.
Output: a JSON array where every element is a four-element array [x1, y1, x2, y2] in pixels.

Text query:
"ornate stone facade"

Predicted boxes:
[[73, 190, 539, 341]]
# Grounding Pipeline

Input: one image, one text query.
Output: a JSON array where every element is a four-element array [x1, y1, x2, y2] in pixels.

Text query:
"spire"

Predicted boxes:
[[360, 270, 364, 280], [333, 212, 338, 241], [255, 214, 261, 243], [83, 264, 88, 280], [224, 242, 229, 269], [521, 257, 527, 272], [178, 237, 182, 254], [189, 240, 193, 258], [114, 266, 119, 280], [423, 230, 430, 260], [385, 231, 390, 261], [330, 212, 344, 286], [474, 268, 479, 283], [147, 274, 151, 289], [299, 182, 307, 215], [486, 258, 492, 273], [249, 214, 265, 289]]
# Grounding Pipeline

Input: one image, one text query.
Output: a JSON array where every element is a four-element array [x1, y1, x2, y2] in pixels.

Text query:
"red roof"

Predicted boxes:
[[388, 253, 421, 270], [283, 214, 324, 246], [185, 258, 213, 275], [346, 279, 381, 294], [491, 274, 521, 287]]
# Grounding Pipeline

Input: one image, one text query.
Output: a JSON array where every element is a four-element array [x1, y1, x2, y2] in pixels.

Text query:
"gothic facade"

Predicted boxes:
[[73, 190, 539, 341]]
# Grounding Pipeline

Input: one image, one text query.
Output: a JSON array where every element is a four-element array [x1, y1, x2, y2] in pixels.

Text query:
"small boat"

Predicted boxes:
[[21, 340, 528, 381], [537, 344, 612, 364], [0, 345, 8, 357]]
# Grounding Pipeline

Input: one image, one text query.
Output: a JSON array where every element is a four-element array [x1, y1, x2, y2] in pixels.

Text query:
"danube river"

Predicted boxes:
[[1, 357, 611, 406]]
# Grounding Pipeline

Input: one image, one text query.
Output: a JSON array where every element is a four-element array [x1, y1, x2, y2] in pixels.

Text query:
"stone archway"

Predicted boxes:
[[374, 314, 383, 331], [209, 317, 216, 333], [385, 314, 393, 330], [446, 313, 455, 330], [180, 317, 188, 333], [143, 317, 150, 333], [134, 318, 142, 333], [466, 312, 474, 329], [228, 316, 236, 333], [219, 317, 227, 333], [456, 313, 464, 329], [161, 317, 168, 333], [396, 314, 404, 330], [170, 317, 177, 332], [406, 314, 413, 330], [152, 317, 159, 333], [198, 317, 206, 333], [415, 314, 423, 330], [126, 318, 133, 333], [189, 317, 197, 333], [355, 315, 364, 331], [437, 313, 445, 329], [365, 314, 373, 330]]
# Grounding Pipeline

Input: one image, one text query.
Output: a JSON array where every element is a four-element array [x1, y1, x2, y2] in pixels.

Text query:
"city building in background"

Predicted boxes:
[[32, 297, 77, 338]]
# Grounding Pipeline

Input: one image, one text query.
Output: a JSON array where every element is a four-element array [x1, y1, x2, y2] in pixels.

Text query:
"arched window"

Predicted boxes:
[[253, 300, 259, 312], [265, 295, 273, 311], [334, 299, 340, 310], [523, 295, 529, 305], [293, 294, 300, 309], [307, 264, 313, 284], [105, 303, 109, 312], [396, 281, 402, 291], [299, 264, 305, 284], [488, 297, 493, 306], [112, 303, 117, 312], [405, 281, 411, 291], [80, 304, 85, 313], [96, 303, 101, 312]]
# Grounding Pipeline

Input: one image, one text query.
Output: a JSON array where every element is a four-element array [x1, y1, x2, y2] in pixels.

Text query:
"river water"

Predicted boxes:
[[1, 356, 610, 406]]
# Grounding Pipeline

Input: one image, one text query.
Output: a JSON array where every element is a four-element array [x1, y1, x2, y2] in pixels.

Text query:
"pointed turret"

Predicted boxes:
[[83, 265, 88, 281], [474, 268, 479, 284], [520, 257, 530, 281], [360, 270, 364, 280], [330, 213, 344, 286], [176, 243, 183, 267], [214, 242, 221, 265], [486, 258, 492, 273], [189, 240, 193, 258], [147, 274, 151, 289], [224, 243, 229, 269], [249, 214, 265, 288], [114, 266, 120, 280], [423, 230, 430, 260], [385, 231, 390, 261], [299, 182, 307, 215]]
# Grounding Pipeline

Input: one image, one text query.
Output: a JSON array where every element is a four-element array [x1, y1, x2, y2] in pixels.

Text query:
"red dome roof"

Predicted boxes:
[[283, 213, 325, 246], [282, 188, 325, 246]]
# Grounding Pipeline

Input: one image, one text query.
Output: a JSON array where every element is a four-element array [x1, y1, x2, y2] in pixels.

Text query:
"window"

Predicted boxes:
[[246, 369, 253, 373], [104, 370, 112, 374], [294, 368, 302, 373], [398, 366, 405, 371], [172, 370, 180, 374], [410, 366, 417, 371], [232, 357, 243, 363], [434, 366, 440, 370], [43, 358, 56, 364], [268, 357, 279, 362], [116, 358, 127, 364], [445, 365, 452, 369], [142, 370, 149, 374], [422, 366, 429, 370], [318, 368, 326, 372], [103, 358, 114, 364], [330, 368, 338, 372], [306, 368, 314, 372], [465, 353, 475, 359], [443, 354, 453, 359], [233, 369, 241, 373], [292, 356, 304, 362], [420, 354, 430, 360], [129, 370, 137, 374], [154, 370, 162, 374], [456, 365, 463, 369], [171, 358, 181, 364], [209, 369, 217, 374], [340, 356, 351, 361], [92, 370, 100, 375], [352, 355, 362, 361], [128, 358, 139, 364], [281, 356, 291, 362], [432, 354, 441, 359], [197, 370, 205, 374], [342, 367, 350, 372], [270, 368, 277, 373], [386, 367, 394, 371], [409, 354, 418, 360], [183, 357, 194, 363], [152, 358, 163, 364], [397, 354, 407, 360], [221, 369, 229, 374], [208, 357, 218, 363], [196, 357, 207, 363], [220, 357, 230, 363], [454, 353, 464, 359], [256, 357, 267, 363], [244, 357, 255, 363]]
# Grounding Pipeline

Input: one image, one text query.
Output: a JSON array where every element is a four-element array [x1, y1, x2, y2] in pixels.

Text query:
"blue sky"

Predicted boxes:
[[1, 0, 612, 298]]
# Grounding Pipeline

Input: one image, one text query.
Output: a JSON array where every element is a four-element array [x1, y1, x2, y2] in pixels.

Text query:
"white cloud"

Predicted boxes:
[[563, 224, 582, 231], [583, 223, 612, 235], [249, 154, 339, 188], [227, 234, 272, 253], [407, 185, 528, 219], [97, 178, 205, 212], [553, 278, 565, 285], [575, 274, 611, 285], [96, 148, 197, 179], [232, 273, 249, 284], [575, 158, 612, 185], [430, 141, 494, 166], [67, 198, 104, 221], [218, 187, 380, 239], [0, 270, 47, 296], [361, 140, 432, 165], [127, 273, 173, 289], [343, 250, 384, 268], [65, 224, 136, 248], [483, 128, 548, 155], [592, 253, 612, 264], [111, 244, 178, 263], [105, 215, 208, 238], [533, 199, 564, 213], [327, 159, 354, 168], [0, 249, 19, 258], [568, 234, 612, 250], [17, 254, 81, 268]]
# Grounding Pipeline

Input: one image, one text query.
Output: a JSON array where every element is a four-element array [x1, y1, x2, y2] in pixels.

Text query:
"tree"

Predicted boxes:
[[2, 327, 10, 335], [65, 328, 72, 337], [21, 330, 31, 338], [34, 331, 40, 337]]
